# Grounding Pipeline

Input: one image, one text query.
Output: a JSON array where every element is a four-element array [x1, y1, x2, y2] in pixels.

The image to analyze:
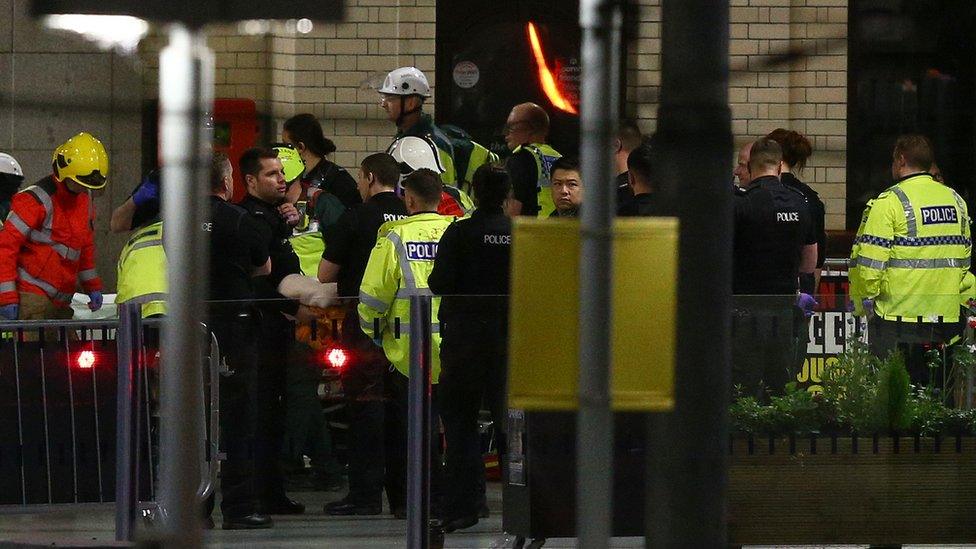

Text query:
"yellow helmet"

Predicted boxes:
[[52, 132, 109, 189], [273, 143, 305, 184]]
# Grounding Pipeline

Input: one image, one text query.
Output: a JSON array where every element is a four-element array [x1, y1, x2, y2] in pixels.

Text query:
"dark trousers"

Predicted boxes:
[[283, 342, 338, 476], [868, 315, 962, 388], [439, 316, 508, 520], [254, 315, 291, 507], [731, 296, 799, 401], [341, 314, 392, 507], [384, 369, 443, 514], [215, 314, 260, 517]]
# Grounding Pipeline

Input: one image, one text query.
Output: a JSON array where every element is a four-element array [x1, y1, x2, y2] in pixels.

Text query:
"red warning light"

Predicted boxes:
[[77, 350, 96, 370], [325, 348, 348, 371]]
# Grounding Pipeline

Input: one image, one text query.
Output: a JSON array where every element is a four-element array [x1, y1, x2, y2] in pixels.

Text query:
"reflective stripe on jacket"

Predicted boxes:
[[117, 221, 167, 318], [513, 143, 562, 219], [850, 173, 971, 322], [358, 212, 453, 381], [0, 176, 101, 306]]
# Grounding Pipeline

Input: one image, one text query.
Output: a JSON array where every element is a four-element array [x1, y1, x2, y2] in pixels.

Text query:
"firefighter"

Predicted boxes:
[[237, 147, 306, 516], [0, 153, 25, 221], [276, 143, 344, 277], [731, 138, 816, 400], [389, 135, 473, 216], [380, 66, 497, 190], [272, 142, 345, 492], [282, 113, 360, 208], [358, 168, 452, 519], [320, 153, 408, 516], [0, 133, 106, 321], [850, 134, 972, 384], [429, 165, 512, 533], [205, 152, 274, 529], [503, 102, 562, 217]]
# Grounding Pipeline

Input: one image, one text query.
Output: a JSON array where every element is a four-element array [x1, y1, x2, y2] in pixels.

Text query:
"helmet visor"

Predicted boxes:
[[74, 171, 107, 189]]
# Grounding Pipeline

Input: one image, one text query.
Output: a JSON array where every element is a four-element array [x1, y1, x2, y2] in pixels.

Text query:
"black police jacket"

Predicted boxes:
[[429, 206, 511, 322], [732, 175, 814, 295], [238, 194, 302, 315]]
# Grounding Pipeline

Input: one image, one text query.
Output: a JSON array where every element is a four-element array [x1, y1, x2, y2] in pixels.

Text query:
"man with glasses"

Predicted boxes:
[[503, 102, 562, 217], [0, 132, 107, 321]]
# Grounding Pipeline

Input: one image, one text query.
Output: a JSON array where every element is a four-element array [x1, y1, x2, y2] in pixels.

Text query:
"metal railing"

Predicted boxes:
[[0, 302, 221, 543]]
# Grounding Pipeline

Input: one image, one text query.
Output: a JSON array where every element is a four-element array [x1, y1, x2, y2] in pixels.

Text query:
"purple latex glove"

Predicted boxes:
[[796, 293, 818, 318], [132, 174, 159, 207], [861, 298, 875, 316], [88, 291, 103, 311]]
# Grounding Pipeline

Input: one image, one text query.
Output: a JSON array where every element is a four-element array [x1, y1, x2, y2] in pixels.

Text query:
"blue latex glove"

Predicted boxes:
[[132, 174, 159, 207], [0, 303, 18, 320], [796, 293, 818, 318], [88, 291, 103, 311], [861, 298, 875, 317]]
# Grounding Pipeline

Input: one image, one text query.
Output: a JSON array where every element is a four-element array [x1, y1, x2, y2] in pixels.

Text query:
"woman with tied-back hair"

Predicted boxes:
[[282, 113, 361, 209], [767, 128, 826, 276]]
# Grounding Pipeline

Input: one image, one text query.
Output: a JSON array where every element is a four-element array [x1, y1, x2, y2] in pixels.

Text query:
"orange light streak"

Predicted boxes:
[[527, 22, 578, 115]]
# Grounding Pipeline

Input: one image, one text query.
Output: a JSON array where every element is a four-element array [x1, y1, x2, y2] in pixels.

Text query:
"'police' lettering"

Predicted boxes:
[[406, 241, 438, 260], [383, 213, 408, 222], [921, 206, 958, 225], [776, 212, 799, 222], [484, 234, 511, 245]]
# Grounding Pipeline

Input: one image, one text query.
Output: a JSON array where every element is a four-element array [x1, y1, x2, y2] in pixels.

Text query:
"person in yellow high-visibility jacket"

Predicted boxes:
[[357, 167, 452, 517], [850, 134, 972, 382]]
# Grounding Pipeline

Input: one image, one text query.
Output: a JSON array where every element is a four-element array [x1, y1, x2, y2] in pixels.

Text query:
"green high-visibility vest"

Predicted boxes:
[[116, 221, 167, 318], [358, 213, 453, 381], [850, 173, 972, 322], [291, 230, 325, 278], [513, 143, 562, 218]]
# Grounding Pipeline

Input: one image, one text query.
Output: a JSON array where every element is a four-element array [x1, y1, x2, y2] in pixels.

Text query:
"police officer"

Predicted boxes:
[[429, 165, 512, 533], [206, 152, 273, 529], [850, 135, 972, 383], [618, 143, 660, 217], [731, 138, 816, 399], [504, 102, 562, 217], [320, 153, 408, 516], [358, 168, 452, 520], [237, 147, 306, 516]]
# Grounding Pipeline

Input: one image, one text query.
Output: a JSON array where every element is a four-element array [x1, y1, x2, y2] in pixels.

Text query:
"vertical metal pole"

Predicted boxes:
[[407, 294, 432, 549], [648, 0, 732, 547], [115, 302, 143, 541], [158, 23, 213, 548], [577, 0, 622, 547]]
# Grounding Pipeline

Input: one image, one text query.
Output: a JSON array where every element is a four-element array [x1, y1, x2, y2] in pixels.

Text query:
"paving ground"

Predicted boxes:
[[0, 486, 973, 548]]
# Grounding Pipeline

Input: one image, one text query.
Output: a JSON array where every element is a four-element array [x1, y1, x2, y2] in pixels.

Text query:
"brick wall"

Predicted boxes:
[[140, 0, 436, 171], [139, 0, 851, 232], [626, 0, 849, 230]]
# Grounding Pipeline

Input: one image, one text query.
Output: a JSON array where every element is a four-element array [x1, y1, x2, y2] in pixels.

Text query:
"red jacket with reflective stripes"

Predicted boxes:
[[0, 176, 102, 306]]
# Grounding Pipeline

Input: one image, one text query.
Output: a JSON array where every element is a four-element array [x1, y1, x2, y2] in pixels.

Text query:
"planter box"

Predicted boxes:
[[728, 434, 976, 546]]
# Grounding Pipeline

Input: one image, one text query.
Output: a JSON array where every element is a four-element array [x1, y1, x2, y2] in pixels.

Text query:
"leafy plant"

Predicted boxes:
[[729, 339, 976, 437]]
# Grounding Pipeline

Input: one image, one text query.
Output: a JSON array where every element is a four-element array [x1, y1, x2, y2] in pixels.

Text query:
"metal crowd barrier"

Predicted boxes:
[[0, 302, 221, 543]]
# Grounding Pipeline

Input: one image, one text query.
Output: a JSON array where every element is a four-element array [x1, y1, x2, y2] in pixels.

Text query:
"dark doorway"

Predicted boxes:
[[435, 0, 583, 157], [848, 0, 976, 228]]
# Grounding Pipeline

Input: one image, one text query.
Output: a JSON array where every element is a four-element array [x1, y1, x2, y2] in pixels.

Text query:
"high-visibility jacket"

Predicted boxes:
[[0, 176, 101, 307], [291, 231, 325, 277], [358, 212, 453, 381], [850, 173, 972, 322], [513, 143, 562, 218], [117, 221, 167, 318]]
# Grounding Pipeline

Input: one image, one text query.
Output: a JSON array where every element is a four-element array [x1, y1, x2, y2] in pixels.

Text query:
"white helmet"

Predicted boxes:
[[378, 67, 432, 98], [388, 136, 445, 174], [0, 153, 23, 177]]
